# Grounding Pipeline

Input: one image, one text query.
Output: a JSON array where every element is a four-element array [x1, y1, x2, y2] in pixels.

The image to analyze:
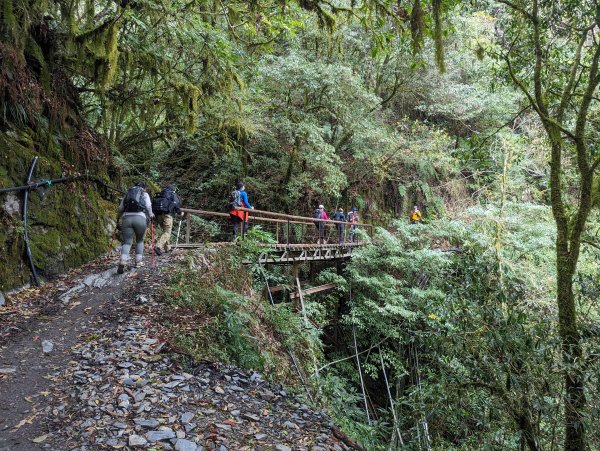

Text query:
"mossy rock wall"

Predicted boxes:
[[0, 129, 115, 291]]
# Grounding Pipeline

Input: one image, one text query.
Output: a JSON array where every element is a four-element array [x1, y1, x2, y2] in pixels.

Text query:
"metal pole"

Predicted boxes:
[[379, 345, 404, 446], [23, 156, 40, 286], [353, 324, 371, 425]]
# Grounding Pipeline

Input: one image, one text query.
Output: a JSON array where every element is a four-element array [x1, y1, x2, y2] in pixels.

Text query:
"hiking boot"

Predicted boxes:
[[134, 261, 144, 268], [154, 247, 163, 256], [117, 262, 125, 274]]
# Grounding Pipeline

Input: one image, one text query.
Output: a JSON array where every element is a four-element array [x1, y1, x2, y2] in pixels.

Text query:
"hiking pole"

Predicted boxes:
[[175, 218, 183, 250]]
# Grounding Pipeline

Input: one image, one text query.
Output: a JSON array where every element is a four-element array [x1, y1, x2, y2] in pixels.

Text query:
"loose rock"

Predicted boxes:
[[175, 438, 198, 451], [42, 340, 54, 354], [129, 434, 148, 446]]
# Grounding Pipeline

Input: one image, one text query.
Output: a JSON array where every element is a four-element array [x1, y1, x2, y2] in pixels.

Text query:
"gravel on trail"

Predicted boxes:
[[1, 253, 354, 450]]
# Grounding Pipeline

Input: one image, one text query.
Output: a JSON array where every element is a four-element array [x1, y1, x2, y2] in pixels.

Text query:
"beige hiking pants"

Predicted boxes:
[[155, 214, 174, 251]]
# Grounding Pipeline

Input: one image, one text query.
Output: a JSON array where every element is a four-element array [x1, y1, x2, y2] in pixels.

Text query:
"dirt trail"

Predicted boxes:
[[0, 259, 130, 450], [0, 254, 354, 451]]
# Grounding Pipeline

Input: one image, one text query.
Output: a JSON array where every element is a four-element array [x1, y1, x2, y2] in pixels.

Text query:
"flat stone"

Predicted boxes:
[[175, 438, 197, 451], [283, 421, 299, 429], [228, 385, 244, 392], [275, 445, 292, 451], [260, 389, 275, 401], [241, 413, 260, 422], [146, 429, 176, 441], [0, 367, 17, 375], [134, 418, 160, 428], [184, 423, 197, 432], [213, 386, 225, 395], [180, 412, 194, 423], [255, 433, 267, 440], [129, 435, 148, 447]]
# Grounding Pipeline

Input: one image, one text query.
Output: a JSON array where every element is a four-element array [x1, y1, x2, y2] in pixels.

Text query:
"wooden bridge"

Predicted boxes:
[[175, 206, 372, 265]]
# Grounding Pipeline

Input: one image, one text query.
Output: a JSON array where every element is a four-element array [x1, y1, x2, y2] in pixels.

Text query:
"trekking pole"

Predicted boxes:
[[150, 221, 155, 269], [175, 218, 183, 249]]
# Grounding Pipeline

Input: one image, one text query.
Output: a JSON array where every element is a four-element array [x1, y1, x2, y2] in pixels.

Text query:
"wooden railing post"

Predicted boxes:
[[185, 212, 191, 244]]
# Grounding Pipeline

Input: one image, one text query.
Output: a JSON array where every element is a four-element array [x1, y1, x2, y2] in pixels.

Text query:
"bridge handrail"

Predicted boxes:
[[180, 208, 316, 226], [234, 207, 372, 228]]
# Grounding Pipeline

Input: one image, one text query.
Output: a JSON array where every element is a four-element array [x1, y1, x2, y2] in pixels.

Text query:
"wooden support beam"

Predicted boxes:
[[185, 212, 191, 244], [289, 283, 338, 299], [266, 284, 291, 294]]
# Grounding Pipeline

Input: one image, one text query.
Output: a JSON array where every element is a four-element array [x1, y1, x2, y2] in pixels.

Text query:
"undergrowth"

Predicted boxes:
[[163, 245, 318, 387]]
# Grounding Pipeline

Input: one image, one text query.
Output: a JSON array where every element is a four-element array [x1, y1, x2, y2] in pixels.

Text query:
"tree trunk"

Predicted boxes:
[[556, 256, 586, 451]]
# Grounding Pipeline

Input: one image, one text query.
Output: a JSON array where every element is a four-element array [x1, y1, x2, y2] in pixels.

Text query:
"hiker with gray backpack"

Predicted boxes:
[[229, 182, 254, 239], [152, 184, 183, 255], [116, 181, 153, 274]]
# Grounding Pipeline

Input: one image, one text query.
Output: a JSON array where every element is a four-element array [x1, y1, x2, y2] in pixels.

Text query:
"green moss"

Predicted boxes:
[[0, 128, 116, 291]]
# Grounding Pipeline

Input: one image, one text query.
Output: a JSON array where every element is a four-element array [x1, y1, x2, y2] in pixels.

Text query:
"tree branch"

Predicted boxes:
[[557, 27, 592, 122], [497, 0, 533, 20]]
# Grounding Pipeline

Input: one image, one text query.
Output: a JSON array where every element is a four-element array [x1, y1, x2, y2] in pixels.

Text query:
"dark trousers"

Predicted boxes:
[[230, 214, 248, 238], [336, 224, 344, 243], [349, 226, 357, 242], [315, 222, 325, 243]]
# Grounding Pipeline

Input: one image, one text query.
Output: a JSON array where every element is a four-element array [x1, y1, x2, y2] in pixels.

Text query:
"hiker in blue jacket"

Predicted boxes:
[[332, 208, 345, 244], [229, 182, 254, 238]]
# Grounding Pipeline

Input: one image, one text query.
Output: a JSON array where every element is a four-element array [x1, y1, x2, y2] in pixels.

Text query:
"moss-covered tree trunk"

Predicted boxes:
[[500, 1, 600, 447]]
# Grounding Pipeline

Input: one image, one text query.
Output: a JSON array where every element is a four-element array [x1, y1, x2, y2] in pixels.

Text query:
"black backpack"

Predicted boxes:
[[313, 209, 323, 219], [123, 186, 146, 213], [229, 189, 241, 210], [153, 189, 181, 215]]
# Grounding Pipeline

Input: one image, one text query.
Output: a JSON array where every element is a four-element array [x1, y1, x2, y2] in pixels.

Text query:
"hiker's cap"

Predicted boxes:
[[237, 182, 245, 189], [136, 181, 147, 189], [351, 207, 358, 211], [318, 204, 324, 209]]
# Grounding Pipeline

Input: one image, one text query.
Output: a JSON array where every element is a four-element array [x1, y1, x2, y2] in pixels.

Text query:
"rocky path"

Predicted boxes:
[[0, 254, 353, 450]]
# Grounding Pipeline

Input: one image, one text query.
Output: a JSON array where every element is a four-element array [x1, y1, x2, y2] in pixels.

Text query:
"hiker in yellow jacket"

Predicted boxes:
[[410, 205, 422, 224]]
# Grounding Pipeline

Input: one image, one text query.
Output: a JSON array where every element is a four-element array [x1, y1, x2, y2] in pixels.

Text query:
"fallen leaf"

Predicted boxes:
[[32, 434, 47, 443], [12, 412, 37, 430]]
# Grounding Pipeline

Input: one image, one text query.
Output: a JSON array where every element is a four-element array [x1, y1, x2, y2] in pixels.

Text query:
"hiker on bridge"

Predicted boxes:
[[152, 184, 183, 255], [229, 182, 254, 239], [116, 182, 153, 274], [410, 205, 422, 224], [332, 207, 345, 244], [348, 207, 359, 242], [314, 204, 328, 245]]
